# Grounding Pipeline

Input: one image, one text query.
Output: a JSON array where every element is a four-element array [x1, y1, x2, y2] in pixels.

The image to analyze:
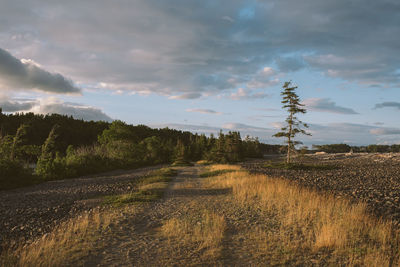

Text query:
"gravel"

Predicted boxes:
[[242, 153, 400, 224], [0, 165, 164, 248]]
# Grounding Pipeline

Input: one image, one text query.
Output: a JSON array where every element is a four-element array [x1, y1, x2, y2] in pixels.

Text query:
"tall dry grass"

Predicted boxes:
[[204, 167, 400, 266], [1, 208, 114, 267], [208, 164, 241, 172], [161, 210, 226, 256]]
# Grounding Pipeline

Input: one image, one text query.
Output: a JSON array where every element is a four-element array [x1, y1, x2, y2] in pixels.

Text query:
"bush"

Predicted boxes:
[[35, 153, 67, 180], [0, 159, 35, 190]]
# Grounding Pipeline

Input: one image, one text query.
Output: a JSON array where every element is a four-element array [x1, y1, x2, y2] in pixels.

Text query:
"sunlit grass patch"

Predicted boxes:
[[208, 164, 241, 171], [104, 167, 177, 206], [196, 160, 212, 165], [202, 164, 400, 266], [200, 164, 242, 177], [161, 210, 226, 256], [1, 209, 113, 267], [199, 169, 238, 178], [104, 190, 163, 206], [171, 160, 194, 167]]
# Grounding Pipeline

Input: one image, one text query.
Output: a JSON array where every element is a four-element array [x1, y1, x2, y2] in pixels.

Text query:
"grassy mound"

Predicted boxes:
[[104, 167, 177, 206]]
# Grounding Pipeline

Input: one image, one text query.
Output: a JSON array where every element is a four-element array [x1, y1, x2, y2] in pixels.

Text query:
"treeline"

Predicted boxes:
[[0, 111, 268, 189], [313, 144, 400, 153]]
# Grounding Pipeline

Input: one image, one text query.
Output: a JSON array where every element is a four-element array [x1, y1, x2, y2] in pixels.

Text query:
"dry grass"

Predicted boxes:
[[208, 164, 241, 172], [1, 167, 176, 266], [1, 208, 115, 267], [172, 180, 198, 189], [203, 166, 400, 266], [161, 210, 226, 257]]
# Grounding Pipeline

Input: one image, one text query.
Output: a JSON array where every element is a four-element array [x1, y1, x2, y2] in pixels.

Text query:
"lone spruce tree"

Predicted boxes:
[[273, 81, 311, 164]]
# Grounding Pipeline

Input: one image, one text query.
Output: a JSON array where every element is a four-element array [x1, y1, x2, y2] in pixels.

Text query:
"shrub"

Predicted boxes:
[[0, 158, 35, 190]]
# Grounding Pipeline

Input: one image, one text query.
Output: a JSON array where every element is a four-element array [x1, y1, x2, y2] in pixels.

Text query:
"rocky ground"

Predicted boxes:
[[0, 165, 164, 249], [242, 153, 400, 224]]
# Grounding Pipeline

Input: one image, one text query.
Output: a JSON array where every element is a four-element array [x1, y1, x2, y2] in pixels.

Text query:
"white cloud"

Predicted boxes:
[[230, 88, 269, 100], [246, 67, 279, 89], [1, 96, 112, 122], [370, 128, 400, 135]]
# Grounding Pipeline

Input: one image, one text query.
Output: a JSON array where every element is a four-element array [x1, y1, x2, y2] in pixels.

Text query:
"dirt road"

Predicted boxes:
[[76, 165, 274, 266]]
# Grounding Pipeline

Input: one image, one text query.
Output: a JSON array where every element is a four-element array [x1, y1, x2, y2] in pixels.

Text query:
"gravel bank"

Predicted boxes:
[[0, 165, 164, 248], [242, 153, 400, 224]]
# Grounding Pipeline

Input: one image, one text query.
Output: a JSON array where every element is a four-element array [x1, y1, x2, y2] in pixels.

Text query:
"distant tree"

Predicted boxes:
[[273, 81, 311, 163]]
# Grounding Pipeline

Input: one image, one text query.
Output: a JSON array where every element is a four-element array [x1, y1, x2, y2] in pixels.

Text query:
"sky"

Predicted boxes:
[[1, 0, 400, 146]]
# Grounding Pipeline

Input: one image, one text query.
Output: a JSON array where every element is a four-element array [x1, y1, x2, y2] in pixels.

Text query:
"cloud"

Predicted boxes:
[[370, 128, 400, 135], [1, 96, 112, 122], [169, 93, 202, 100], [230, 88, 269, 100], [1, 0, 400, 96], [374, 102, 400, 110], [0, 98, 37, 112], [246, 67, 280, 89], [304, 98, 358, 114], [36, 99, 113, 122], [186, 108, 223, 115], [221, 16, 234, 23], [276, 56, 305, 72], [0, 48, 80, 94]]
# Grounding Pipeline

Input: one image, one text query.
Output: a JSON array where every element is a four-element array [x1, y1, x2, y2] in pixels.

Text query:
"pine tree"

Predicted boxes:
[[10, 124, 29, 160], [273, 81, 311, 164]]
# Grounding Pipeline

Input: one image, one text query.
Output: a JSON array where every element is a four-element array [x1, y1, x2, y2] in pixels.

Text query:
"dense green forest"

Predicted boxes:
[[2, 110, 398, 190], [313, 144, 400, 153], [0, 111, 275, 190]]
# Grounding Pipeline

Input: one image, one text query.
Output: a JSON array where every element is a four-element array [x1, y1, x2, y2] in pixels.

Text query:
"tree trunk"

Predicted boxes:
[[287, 111, 293, 164]]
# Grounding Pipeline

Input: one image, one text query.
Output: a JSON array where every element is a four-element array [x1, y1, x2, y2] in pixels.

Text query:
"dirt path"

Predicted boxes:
[[78, 165, 276, 266]]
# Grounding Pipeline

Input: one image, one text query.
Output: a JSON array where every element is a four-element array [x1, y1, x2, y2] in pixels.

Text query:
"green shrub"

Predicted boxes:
[[0, 159, 35, 190]]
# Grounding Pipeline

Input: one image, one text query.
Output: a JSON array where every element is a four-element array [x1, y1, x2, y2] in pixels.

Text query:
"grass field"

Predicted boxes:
[[203, 165, 400, 266]]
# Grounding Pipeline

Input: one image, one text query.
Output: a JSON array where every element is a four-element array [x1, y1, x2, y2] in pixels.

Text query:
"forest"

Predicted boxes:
[[2, 110, 398, 190], [0, 111, 275, 190]]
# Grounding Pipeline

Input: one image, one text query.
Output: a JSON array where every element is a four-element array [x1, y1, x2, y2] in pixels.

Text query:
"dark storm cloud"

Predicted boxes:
[[1, 0, 399, 94], [0, 48, 80, 94]]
